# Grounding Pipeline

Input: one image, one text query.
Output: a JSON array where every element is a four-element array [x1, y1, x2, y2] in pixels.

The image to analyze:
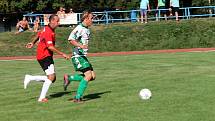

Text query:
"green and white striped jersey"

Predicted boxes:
[[68, 23, 90, 57]]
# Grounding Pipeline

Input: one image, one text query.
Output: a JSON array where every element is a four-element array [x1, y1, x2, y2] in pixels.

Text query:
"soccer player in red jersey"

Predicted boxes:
[[24, 14, 70, 103]]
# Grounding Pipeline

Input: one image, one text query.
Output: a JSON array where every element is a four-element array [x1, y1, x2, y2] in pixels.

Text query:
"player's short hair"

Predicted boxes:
[[49, 14, 58, 22], [81, 10, 92, 22]]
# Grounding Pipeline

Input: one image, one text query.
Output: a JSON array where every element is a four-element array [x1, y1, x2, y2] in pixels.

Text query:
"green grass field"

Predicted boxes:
[[1, 52, 215, 121]]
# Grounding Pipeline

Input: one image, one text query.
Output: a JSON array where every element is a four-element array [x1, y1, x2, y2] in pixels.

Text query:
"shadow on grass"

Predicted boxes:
[[49, 91, 74, 99], [48, 90, 111, 101], [83, 91, 111, 101]]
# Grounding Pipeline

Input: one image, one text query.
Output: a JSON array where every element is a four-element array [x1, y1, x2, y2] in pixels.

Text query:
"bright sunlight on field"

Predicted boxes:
[[1, 52, 215, 121]]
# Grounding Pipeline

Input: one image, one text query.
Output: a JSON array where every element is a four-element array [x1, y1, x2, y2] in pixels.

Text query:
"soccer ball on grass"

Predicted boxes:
[[139, 88, 152, 100]]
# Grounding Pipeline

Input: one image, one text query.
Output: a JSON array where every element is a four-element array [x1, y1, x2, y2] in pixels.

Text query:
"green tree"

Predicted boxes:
[[0, 0, 214, 13], [192, 0, 215, 6]]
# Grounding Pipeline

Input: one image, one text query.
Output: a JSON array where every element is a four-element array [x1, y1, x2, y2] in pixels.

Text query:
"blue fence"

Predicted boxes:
[[23, 6, 215, 26]]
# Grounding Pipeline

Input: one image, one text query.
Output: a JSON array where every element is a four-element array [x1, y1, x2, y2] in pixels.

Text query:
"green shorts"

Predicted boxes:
[[71, 56, 93, 73]]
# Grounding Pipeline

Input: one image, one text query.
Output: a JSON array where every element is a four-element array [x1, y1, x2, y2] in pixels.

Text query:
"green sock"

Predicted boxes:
[[68, 74, 84, 82], [75, 79, 88, 99]]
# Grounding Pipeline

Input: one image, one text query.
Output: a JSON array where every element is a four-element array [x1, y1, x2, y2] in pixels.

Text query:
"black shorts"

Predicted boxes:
[[80, 66, 94, 73], [38, 56, 55, 75], [172, 7, 179, 12]]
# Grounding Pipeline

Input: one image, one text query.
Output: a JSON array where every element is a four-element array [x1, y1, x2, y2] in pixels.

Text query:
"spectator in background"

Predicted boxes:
[[170, 0, 179, 22], [33, 16, 40, 32], [15, 16, 29, 34], [3, 16, 11, 32], [57, 7, 66, 19], [69, 8, 74, 14], [140, 0, 150, 23], [156, 0, 167, 21], [169, 7, 173, 16], [68, 8, 76, 27], [43, 14, 50, 25]]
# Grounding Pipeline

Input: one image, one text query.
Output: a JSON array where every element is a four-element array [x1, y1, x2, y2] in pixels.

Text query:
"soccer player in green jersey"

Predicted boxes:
[[64, 10, 96, 103]]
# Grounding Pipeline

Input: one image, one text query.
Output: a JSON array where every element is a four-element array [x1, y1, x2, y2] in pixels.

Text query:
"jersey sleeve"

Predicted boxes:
[[44, 32, 54, 47], [68, 26, 81, 41]]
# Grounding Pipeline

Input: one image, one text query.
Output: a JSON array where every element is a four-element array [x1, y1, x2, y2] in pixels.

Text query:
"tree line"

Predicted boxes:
[[0, 0, 214, 14]]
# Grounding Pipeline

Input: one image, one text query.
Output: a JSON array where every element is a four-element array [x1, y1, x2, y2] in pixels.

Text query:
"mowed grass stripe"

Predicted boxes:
[[1, 52, 215, 121]]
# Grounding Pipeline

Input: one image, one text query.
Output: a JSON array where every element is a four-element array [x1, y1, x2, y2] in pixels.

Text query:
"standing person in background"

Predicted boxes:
[[140, 0, 150, 23], [33, 16, 40, 32], [3, 16, 11, 32], [156, 0, 167, 21], [170, 0, 180, 22], [24, 14, 70, 103], [69, 8, 74, 14], [63, 10, 96, 103], [57, 7, 66, 19]]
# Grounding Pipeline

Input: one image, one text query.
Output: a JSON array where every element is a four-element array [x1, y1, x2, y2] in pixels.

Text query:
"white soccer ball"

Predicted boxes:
[[139, 88, 152, 100]]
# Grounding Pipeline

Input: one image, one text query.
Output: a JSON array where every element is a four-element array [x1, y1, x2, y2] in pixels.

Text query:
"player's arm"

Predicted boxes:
[[16, 21, 21, 29], [48, 46, 70, 60], [26, 34, 39, 48], [69, 39, 88, 49], [147, 3, 151, 11]]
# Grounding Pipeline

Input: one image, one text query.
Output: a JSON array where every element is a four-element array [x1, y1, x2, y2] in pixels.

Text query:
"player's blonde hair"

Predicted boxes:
[[81, 10, 92, 22]]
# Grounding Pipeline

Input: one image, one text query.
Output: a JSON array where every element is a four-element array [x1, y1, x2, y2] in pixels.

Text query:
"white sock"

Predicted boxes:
[[28, 75, 47, 82], [38, 79, 52, 101]]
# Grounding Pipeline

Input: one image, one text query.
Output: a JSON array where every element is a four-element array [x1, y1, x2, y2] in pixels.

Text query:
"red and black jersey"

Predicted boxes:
[[36, 25, 55, 60]]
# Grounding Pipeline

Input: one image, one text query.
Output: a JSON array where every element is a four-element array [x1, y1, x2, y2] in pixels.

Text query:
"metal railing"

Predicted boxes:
[[23, 6, 215, 26], [89, 6, 215, 24]]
